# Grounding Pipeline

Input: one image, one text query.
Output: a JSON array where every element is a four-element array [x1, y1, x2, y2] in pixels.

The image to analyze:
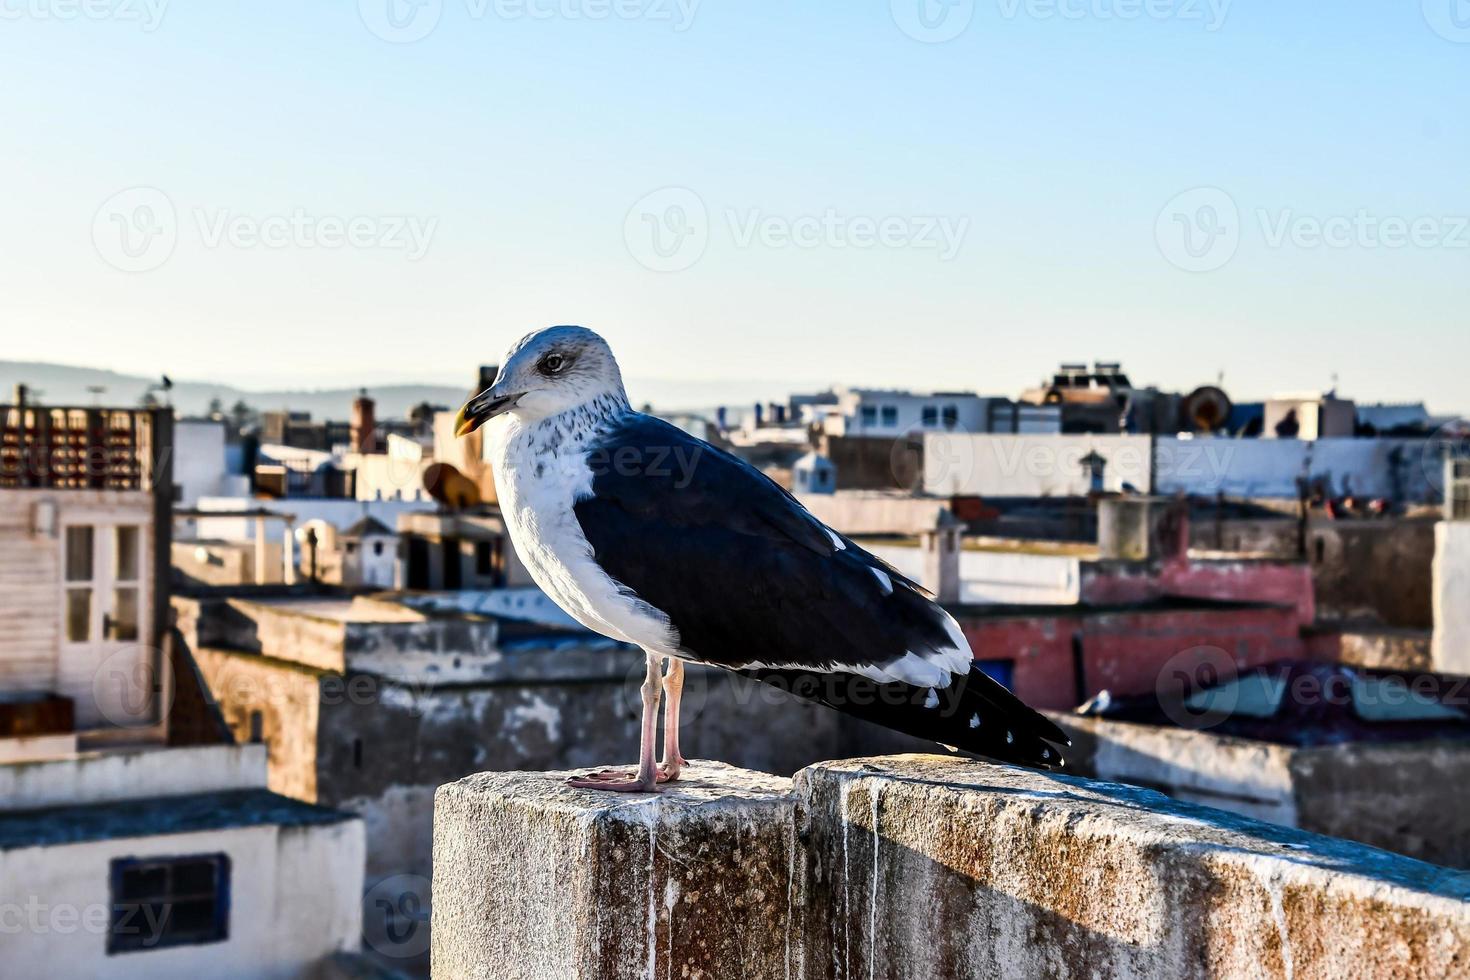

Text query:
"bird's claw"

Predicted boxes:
[[565, 769, 660, 793]]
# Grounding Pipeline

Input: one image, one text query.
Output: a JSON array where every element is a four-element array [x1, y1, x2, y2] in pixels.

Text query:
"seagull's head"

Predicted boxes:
[[454, 325, 627, 435]]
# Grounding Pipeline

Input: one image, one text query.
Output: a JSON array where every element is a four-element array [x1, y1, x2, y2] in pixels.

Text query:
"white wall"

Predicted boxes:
[[866, 543, 1081, 605], [1154, 437, 1436, 500], [924, 434, 1439, 501], [0, 489, 156, 708], [924, 434, 1151, 497], [0, 744, 266, 810], [0, 819, 363, 980], [173, 421, 230, 507], [194, 497, 433, 541], [1433, 521, 1470, 675]]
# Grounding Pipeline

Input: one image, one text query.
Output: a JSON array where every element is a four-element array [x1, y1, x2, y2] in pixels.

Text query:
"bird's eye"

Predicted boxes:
[[541, 354, 566, 374]]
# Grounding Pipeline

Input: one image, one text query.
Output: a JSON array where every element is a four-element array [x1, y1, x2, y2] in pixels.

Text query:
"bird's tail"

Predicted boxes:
[[738, 664, 1069, 770]]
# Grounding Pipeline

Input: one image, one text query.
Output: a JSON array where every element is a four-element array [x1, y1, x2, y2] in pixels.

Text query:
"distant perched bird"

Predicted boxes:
[[455, 326, 1067, 792]]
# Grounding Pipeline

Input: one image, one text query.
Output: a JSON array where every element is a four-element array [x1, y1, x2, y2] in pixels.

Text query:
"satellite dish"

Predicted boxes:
[[423, 462, 482, 510], [1182, 386, 1233, 433]]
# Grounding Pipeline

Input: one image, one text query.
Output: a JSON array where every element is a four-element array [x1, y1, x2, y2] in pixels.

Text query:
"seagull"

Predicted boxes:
[[455, 326, 1068, 792]]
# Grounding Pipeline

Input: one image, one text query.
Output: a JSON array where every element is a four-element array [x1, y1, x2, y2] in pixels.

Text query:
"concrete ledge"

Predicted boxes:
[[804, 756, 1470, 979], [434, 755, 1470, 980], [432, 762, 797, 980]]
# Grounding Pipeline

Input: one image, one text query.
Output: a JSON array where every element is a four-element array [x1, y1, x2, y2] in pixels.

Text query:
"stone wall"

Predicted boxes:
[[434, 755, 1470, 979]]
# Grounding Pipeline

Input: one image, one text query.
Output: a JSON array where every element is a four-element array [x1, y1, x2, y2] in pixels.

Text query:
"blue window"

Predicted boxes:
[[109, 854, 230, 954], [975, 659, 1015, 691], [922, 406, 939, 427], [881, 405, 898, 427], [860, 405, 877, 426]]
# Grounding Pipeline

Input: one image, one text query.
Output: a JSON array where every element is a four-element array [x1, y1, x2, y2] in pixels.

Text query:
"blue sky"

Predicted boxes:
[[1, 1, 1466, 411]]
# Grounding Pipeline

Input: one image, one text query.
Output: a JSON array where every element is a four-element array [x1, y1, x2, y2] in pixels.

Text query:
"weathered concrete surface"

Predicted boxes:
[[799, 756, 1470, 980], [433, 763, 798, 980], [436, 755, 1470, 980]]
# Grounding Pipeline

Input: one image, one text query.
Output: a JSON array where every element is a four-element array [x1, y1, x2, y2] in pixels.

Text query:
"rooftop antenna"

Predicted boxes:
[[86, 385, 106, 406]]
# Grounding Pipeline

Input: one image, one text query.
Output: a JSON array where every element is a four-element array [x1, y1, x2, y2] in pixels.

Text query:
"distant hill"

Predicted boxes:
[[0, 362, 468, 421], [0, 361, 822, 422]]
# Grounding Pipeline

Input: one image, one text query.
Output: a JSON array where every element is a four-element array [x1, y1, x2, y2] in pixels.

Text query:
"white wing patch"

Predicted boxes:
[[869, 567, 894, 595], [826, 528, 846, 551]]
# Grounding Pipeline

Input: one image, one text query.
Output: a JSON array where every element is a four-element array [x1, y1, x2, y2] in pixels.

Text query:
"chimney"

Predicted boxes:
[[1097, 496, 1188, 564], [351, 389, 376, 454], [921, 509, 963, 604]]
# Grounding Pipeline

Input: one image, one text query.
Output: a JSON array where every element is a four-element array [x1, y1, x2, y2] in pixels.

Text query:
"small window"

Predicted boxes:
[[860, 405, 877, 425], [115, 526, 140, 582], [66, 588, 91, 642], [475, 540, 496, 576], [110, 588, 139, 641], [921, 406, 939, 427], [880, 406, 898, 426], [66, 526, 94, 582], [373, 541, 384, 557], [248, 710, 264, 744], [942, 405, 959, 428], [108, 854, 230, 954], [345, 542, 358, 555]]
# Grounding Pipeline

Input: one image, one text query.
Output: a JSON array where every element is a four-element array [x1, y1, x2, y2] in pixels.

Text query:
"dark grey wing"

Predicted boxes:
[[572, 414, 1068, 769]]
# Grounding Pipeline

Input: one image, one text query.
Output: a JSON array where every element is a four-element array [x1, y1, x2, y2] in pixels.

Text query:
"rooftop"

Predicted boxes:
[[0, 788, 354, 850]]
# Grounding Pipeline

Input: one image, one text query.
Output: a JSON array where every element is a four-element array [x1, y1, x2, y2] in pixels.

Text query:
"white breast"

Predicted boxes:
[[486, 413, 681, 656]]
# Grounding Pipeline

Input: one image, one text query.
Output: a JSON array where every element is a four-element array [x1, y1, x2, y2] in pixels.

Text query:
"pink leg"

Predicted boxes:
[[659, 659, 688, 783], [567, 650, 662, 793]]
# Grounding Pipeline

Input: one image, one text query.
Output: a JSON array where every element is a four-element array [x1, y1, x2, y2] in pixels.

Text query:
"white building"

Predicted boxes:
[[1264, 392, 1357, 440], [0, 744, 364, 980], [339, 517, 399, 589], [0, 402, 367, 978], [173, 420, 249, 507], [825, 388, 1060, 438], [1433, 456, 1470, 675]]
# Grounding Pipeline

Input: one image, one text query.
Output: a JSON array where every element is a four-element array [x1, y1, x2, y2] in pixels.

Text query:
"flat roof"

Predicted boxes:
[[0, 789, 355, 851]]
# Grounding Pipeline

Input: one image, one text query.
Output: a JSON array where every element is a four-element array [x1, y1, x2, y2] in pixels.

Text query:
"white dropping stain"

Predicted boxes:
[[1266, 872, 1295, 980], [505, 694, 563, 743], [868, 784, 882, 980], [840, 780, 854, 976], [969, 713, 980, 729]]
